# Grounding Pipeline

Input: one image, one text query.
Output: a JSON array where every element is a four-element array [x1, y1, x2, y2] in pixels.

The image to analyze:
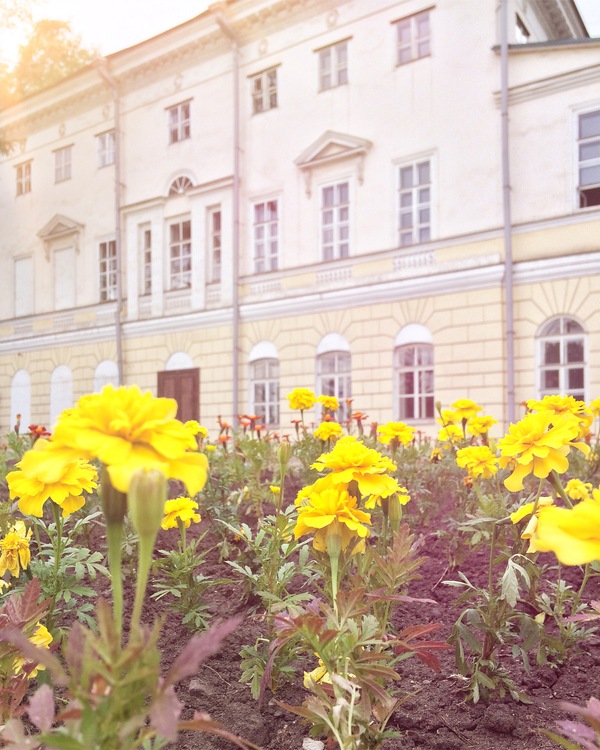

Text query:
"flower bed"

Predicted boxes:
[[0, 388, 599, 749]]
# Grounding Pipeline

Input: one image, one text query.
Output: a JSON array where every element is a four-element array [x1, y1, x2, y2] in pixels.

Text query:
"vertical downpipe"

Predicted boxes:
[[500, 0, 515, 424], [215, 12, 241, 428], [96, 60, 124, 385]]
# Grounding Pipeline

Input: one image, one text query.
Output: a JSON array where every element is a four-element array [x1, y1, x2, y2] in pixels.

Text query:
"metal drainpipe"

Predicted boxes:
[[214, 11, 241, 428], [96, 59, 124, 385], [500, 0, 515, 424]]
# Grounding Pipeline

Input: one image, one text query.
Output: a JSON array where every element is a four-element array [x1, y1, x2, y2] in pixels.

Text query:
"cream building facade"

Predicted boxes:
[[0, 0, 599, 435]]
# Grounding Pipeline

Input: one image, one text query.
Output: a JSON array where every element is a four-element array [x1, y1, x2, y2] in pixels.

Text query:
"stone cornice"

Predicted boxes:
[[493, 64, 600, 106]]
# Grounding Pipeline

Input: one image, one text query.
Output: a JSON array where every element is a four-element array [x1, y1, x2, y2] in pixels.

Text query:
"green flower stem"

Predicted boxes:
[[329, 550, 340, 617], [46, 504, 65, 632], [549, 470, 573, 509], [106, 521, 124, 639], [177, 516, 187, 552], [571, 563, 591, 616], [130, 532, 158, 634]]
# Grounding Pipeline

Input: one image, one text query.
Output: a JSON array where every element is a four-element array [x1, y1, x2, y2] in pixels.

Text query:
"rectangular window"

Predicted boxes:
[[99, 240, 117, 302], [395, 10, 431, 65], [14, 257, 33, 316], [251, 68, 278, 114], [398, 159, 431, 246], [317, 351, 352, 421], [169, 220, 192, 290], [253, 199, 279, 273], [319, 40, 348, 90], [54, 145, 72, 183], [397, 344, 434, 420], [578, 110, 600, 208], [167, 101, 191, 144], [251, 358, 280, 426], [321, 182, 349, 261], [15, 161, 31, 195], [142, 228, 152, 295], [96, 130, 115, 168], [208, 207, 222, 283]]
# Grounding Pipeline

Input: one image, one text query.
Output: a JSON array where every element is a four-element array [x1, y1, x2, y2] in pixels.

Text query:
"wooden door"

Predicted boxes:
[[157, 368, 200, 422]]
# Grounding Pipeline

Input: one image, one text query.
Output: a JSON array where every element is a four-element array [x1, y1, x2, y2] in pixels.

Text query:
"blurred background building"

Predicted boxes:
[[0, 0, 598, 434]]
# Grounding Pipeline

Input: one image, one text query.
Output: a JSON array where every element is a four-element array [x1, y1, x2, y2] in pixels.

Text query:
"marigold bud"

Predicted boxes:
[[100, 467, 127, 526], [128, 469, 167, 539], [278, 440, 292, 470]]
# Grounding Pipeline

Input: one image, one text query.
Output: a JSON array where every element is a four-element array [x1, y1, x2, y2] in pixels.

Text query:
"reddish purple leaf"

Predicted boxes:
[[28, 684, 55, 732]]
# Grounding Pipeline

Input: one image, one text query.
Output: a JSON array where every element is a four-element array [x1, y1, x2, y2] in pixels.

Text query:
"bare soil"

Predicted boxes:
[[133, 510, 600, 750]]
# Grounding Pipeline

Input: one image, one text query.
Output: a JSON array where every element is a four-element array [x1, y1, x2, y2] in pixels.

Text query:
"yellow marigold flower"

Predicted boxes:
[[294, 485, 312, 508], [510, 496, 554, 525], [270, 485, 281, 495], [592, 487, 600, 503], [437, 424, 463, 447], [14, 622, 52, 679], [7, 443, 98, 518], [456, 446, 499, 479], [310, 436, 401, 499], [364, 486, 411, 509], [303, 659, 332, 689], [497, 410, 590, 493], [452, 399, 483, 420], [377, 421, 415, 447], [430, 447, 442, 462], [589, 397, 600, 418], [206, 444, 216, 453], [294, 486, 371, 552], [565, 478, 593, 502], [44, 385, 208, 495], [314, 421, 343, 442], [467, 415, 498, 437], [527, 395, 593, 439], [318, 395, 339, 411], [185, 421, 208, 439], [529, 500, 600, 564], [0, 521, 31, 578], [437, 409, 460, 426], [161, 497, 201, 530], [287, 388, 317, 411]]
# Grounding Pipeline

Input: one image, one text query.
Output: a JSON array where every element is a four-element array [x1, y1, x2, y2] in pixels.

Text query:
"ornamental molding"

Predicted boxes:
[[294, 130, 372, 196], [37, 214, 85, 261], [229, 0, 338, 43], [493, 64, 600, 107]]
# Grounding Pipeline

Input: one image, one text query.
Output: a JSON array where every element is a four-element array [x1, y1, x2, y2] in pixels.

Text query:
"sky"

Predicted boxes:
[[0, 0, 599, 66]]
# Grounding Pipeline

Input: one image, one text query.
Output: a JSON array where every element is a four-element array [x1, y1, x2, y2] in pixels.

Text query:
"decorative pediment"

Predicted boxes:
[[294, 131, 372, 196], [37, 214, 85, 260]]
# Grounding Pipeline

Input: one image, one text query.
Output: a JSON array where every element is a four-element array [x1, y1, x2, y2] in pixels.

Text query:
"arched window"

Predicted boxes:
[[50, 365, 73, 426], [538, 317, 586, 400], [10, 369, 31, 432], [249, 342, 279, 426], [158, 352, 199, 423], [316, 334, 351, 420], [168, 176, 194, 195], [94, 360, 119, 392], [394, 324, 434, 421]]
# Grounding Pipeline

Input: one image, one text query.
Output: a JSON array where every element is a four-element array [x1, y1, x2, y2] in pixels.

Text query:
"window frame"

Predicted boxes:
[[168, 218, 192, 291], [167, 100, 191, 145], [99, 239, 117, 302], [250, 67, 278, 115], [141, 226, 152, 296], [394, 9, 431, 66], [207, 206, 222, 284], [15, 161, 32, 195], [320, 180, 350, 261], [316, 349, 352, 421], [576, 107, 600, 210], [249, 357, 280, 427], [537, 316, 587, 401], [395, 342, 435, 422], [96, 130, 115, 168], [318, 39, 349, 91], [54, 145, 73, 183], [252, 197, 279, 274], [396, 157, 432, 247]]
